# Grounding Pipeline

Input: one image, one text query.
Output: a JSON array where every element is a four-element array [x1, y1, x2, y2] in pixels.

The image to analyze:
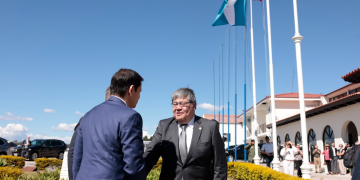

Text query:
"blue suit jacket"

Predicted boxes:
[[73, 96, 146, 180]]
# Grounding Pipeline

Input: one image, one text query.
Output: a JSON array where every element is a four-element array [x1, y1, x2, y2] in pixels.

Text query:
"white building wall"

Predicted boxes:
[[219, 123, 244, 147], [276, 103, 360, 173]]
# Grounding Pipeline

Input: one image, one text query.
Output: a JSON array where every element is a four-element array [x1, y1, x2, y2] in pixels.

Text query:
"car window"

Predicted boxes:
[[0, 140, 4, 145], [31, 140, 44, 146], [44, 141, 51, 147], [51, 141, 62, 146]]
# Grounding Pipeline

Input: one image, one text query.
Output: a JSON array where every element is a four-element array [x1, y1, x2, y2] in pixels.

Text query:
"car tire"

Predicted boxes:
[[30, 152, 38, 161], [228, 154, 235, 162], [58, 152, 64, 160]]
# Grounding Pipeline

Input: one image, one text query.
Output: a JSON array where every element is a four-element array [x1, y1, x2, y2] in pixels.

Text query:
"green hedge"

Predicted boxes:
[[34, 158, 62, 171], [227, 162, 307, 180], [0, 156, 25, 169]]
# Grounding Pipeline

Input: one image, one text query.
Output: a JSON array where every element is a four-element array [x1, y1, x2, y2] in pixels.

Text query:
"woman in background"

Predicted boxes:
[[294, 145, 303, 178], [280, 141, 297, 176], [322, 144, 331, 175], [337, 144, 347, 175]]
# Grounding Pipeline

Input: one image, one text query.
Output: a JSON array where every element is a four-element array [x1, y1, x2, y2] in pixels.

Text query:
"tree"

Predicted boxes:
[[143, 136, 149, 141]]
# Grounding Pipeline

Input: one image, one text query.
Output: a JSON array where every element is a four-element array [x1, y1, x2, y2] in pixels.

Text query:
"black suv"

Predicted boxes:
[[227, 143, 264, 162], [28, 139, 66, 161]]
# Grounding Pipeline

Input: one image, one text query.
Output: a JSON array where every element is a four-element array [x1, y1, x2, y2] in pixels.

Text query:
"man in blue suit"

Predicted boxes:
[[73, 68, 146, 180]]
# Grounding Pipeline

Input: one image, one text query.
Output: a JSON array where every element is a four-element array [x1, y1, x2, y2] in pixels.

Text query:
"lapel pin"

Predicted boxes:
[[199, 127, 202, 130]]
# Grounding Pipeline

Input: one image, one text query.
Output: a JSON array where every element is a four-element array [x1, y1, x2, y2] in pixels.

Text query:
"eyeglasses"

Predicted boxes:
[[171, 101, 192, 108]]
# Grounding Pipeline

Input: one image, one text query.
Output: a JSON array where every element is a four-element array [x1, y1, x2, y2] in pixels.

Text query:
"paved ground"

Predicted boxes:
[[24, 161, 35, 167]]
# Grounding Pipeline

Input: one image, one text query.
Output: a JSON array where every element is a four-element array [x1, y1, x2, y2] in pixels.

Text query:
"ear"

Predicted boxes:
[[128, 85, 135, 96], [193, 102, 197, 110]]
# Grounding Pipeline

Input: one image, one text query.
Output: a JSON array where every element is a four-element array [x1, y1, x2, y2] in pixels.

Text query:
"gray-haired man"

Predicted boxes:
[[144, 88, 227, 180]]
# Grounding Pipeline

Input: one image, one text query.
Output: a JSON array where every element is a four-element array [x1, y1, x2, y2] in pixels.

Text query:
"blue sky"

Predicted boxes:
[[0, 0, 359, 143]]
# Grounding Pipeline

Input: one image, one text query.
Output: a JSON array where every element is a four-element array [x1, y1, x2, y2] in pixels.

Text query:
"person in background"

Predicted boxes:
[[294, 145, 303, 178], [245, 139, 261, 163], [345, 142, 351, 175], [261, 136, 274, 168], [323, 144, 331, 175], [330, 142, 338, 175], [21, 136, 31, 159], [312, 145, 322, 173], [337, 144, 347, 175], [67, 87, 111, 180], [280, 141, 297, 176], [352, 141, 360, 178]]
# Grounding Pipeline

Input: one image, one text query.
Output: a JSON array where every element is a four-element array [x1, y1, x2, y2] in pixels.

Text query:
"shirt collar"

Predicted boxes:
[[177, 116, 195, 128], [111, 95, 127, 106]]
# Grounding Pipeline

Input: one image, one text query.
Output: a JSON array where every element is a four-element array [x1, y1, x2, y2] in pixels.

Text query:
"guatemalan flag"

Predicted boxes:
[[212, 0, 247, 26]]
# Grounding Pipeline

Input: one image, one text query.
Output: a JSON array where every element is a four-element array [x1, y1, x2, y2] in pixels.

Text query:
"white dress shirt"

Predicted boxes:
[[177, 116, 195, 153]]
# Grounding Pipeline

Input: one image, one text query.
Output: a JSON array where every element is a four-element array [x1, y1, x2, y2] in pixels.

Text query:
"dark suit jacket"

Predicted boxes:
[[329, 147, 337, 159], [67, 117, 82, 180], [143, 115, 227, 180], [73, 96, 146, 180]]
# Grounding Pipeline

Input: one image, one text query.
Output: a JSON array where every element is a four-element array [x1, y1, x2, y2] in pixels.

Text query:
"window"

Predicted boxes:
[[329, 92, 347, 102], [323, 126, 334, 147], [308, 129, 316, 163], [51, 141, 63, 146], [277, 136, 281, 147], [349, 87, 360, 95], [223, 133, 231, 142], [31, 140, 44, 146], [285, 134, 290, 142], [0, 140, 4, 145], [295, 132, 302, 146], [44, 141, 51, 147]]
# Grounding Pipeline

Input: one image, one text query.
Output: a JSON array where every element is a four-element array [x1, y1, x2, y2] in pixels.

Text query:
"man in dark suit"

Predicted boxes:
[[143, 88, 227, 180], [21, 136, 31, 159], [68, 87, 111, 180], [73, 69, 146, 180], [329, 142, 338, 175]]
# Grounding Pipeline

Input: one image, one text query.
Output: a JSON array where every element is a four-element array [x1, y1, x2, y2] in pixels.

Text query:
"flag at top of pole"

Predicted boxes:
[[212, 0, 247, 26]]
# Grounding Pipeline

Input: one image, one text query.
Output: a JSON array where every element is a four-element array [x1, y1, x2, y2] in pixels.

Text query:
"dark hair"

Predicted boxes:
[[105, 86, 111, 100], [110, 69, 144, 97]]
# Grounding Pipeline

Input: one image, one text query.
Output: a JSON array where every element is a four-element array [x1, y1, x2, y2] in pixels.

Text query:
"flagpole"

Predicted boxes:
[[221, 43, 225, 138], [219, 53, 221, 133], [213, 60, 216, 120], [292, 0, 311, 178], [250, 0, 261, 165], [234, 26, 238, 162], [227, 29, 230, 162], [265, 0, 280, 171]]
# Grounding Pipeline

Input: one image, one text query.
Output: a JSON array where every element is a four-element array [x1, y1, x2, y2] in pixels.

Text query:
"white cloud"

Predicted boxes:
[[0, 112, 33, 121], [27, 134, 72, 144], [0, 124, 28, 141], [52, 123, 77, 132], [75, 111, 84, 116], [143, 131, 152, 138], [197, 103, 230, 112], [44, 109, 56, 113], [143, 126, 149, 131]]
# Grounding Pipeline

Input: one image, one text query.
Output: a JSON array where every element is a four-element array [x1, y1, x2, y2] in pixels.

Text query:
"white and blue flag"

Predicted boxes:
[[212, 0, 247, 26]]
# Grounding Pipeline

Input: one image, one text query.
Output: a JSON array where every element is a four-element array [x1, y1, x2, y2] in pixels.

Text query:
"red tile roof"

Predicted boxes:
[[266, 92, 360, 127], [266, 93, 322, 99], [342, 67, 360, 83], [203, 114, 243, 123]]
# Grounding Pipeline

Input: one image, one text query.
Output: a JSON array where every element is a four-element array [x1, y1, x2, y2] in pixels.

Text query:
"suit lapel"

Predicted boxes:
[[169, 119, 181, 164], [184, 116, 203, 165]]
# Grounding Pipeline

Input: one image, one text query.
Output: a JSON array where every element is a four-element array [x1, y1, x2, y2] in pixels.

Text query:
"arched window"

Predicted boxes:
[[323, 126, 334, 147], [285, 134, 290, 142], [308, 129, 316, 163], [295, 132, 302, 150], [277, 136, 281, 147]]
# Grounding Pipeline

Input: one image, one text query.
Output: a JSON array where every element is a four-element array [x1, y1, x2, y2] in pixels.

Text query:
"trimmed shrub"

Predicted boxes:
[[227, 162, 308, 180], [0, 167, 23, 179], [0, 158, 7, 167], [34, 158, 62, 171], [0, 156, 25, 169], [146, 170, 161, 180], [152, 159, 162, 170]]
